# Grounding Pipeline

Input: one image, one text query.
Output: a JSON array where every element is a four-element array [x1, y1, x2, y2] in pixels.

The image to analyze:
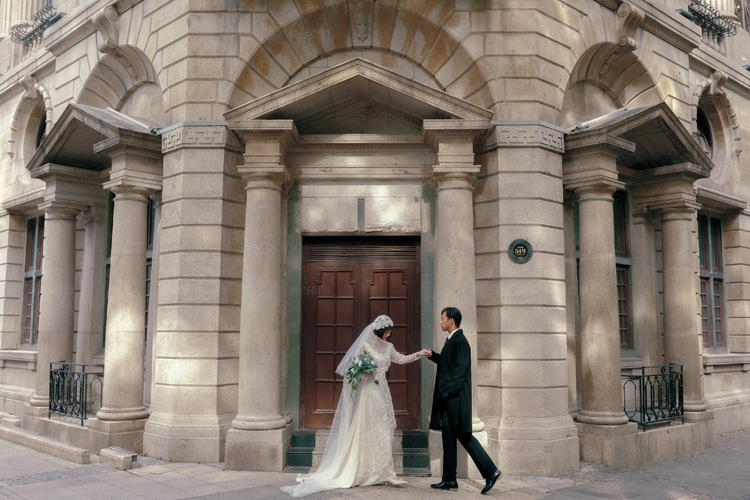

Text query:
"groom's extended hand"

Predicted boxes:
[[421, 349, 432, 358]]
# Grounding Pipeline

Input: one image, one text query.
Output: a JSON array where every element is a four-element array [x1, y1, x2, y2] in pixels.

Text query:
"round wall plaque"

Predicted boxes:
[[508, 239, 533, 264]]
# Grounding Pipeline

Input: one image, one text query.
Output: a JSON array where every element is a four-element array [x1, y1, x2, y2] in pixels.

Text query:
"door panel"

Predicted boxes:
[[301, 238, 420, 429]]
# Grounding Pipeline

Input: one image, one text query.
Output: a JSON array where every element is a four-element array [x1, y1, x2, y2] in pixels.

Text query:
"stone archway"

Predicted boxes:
[[227, 1, 490, 109]]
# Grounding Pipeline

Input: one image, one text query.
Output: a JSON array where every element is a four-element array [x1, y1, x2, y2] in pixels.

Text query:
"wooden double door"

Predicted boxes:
[[301, 237, 421, 429]]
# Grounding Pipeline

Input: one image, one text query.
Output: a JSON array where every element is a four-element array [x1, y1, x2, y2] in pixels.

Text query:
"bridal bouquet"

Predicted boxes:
[[345, 350, 378, 397]]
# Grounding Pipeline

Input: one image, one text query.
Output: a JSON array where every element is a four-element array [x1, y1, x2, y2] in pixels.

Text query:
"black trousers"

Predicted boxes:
[[440, 409, 497, 482]]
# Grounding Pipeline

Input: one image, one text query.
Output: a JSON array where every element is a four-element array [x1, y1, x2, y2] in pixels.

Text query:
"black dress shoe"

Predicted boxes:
[[481, 469, 502, 494], [431, 480, 459, 490]]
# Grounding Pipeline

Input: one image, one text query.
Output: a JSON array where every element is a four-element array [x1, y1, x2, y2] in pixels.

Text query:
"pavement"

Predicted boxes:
[[1, 430, 749, 500]]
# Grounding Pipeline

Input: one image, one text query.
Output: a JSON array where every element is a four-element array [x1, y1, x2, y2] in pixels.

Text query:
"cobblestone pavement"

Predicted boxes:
[[1, 430, 749, 500]]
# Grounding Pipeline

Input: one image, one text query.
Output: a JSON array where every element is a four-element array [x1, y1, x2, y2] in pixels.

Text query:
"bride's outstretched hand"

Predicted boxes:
[[417, 349, 431, 358]]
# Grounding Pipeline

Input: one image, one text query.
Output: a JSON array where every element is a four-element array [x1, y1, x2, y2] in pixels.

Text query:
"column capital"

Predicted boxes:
[[38, 201, 86, 220], [237, 165, 292, 190], [568, 178, 625, 199], [431, 165, 480, 192], [109, 185, 154, 202], [657, 203, 700, 221]]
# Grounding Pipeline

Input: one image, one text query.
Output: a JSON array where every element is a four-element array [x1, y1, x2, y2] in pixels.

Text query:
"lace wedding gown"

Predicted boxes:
[[282, 336, 418, 497]]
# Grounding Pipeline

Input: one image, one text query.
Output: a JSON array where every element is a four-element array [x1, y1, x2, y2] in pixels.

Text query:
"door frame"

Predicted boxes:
[[298, 235, 422, 429]]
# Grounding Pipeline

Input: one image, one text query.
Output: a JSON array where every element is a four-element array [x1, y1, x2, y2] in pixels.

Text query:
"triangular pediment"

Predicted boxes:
[[224, 58, 493, 128], [567, 102, 713, 172], [27, 103, 160, 172]]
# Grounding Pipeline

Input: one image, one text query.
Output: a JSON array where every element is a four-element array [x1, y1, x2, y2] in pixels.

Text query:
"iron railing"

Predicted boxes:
[[49, 361, 103, 425], [622, 364, 684, 430]]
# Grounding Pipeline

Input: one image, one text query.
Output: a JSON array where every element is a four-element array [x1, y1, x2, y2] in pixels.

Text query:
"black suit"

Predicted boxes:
[[428, 329, 497, 482]]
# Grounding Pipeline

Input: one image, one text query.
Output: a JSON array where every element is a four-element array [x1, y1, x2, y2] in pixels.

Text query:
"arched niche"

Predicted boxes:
[[692, 73, 740, 186], [562, 42, 661, 128], [6, 78, 50, 197], [77, 46, 165, 127]]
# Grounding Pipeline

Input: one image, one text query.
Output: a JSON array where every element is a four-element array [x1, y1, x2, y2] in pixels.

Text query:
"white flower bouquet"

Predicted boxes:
[[344, 350, 378, 397]]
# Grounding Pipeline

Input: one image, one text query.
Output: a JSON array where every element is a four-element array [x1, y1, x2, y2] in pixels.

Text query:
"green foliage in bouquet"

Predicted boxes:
[[345, 350, 379, 398]]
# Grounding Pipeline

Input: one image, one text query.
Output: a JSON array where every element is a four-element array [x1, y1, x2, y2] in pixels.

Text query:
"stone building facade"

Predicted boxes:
[[0, 0, 749, 476]]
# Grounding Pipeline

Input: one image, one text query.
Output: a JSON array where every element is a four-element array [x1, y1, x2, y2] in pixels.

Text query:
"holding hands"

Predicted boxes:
[[416, 349, 432, 358]]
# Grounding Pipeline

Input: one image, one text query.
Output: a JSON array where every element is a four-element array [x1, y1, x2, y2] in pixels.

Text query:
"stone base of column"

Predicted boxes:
[[86, 417, 148, 454], [576, 410, 630, 425], [21, 403, 50, 434], [224, 424, 291, 471], [494, 416, 580, 475], [684, 408, 713, 423], [428, 428, 490, 480], [577, 418, 715, 470], [143, 412, 233, 463], [96, 406, 149, 421]]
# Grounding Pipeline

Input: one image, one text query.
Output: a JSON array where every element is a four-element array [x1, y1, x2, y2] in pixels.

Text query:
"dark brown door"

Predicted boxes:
[[301, 237, 420, 429]]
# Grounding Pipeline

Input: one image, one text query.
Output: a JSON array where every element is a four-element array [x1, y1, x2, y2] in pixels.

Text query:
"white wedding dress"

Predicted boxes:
[[282, 335, 418, 497]]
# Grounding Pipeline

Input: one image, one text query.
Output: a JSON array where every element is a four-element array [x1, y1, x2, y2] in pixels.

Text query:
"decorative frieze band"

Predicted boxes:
[[161, 123, 241, 153], [484, 123, 565, 153]]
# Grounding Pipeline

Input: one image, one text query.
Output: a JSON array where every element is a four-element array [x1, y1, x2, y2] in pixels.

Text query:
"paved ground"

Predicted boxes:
[[1, 430, 749, 500]]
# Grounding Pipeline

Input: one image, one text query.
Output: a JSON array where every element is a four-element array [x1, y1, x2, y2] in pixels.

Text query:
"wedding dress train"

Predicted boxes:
[[282, 335, 417, 497]]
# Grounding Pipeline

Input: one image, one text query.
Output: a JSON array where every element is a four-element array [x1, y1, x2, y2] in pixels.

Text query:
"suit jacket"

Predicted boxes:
[[427, 329, 473, 434]]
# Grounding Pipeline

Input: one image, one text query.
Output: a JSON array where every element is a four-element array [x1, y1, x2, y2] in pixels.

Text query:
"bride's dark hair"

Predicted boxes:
[[373, 326, 392, 338]]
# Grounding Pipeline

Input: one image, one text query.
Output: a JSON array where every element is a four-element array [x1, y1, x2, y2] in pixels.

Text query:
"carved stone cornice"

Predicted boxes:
[[480, 122, 565, 154], [92, 4, 119, 54], [161, 122, 243, 154]]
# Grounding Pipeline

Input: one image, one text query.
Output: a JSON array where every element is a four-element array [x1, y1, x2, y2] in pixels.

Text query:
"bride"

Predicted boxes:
[[282, 315, 428, 497]]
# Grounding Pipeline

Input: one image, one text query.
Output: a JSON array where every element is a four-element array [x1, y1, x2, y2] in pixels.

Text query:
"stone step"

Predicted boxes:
[[0, 412, 22, 428], [285, 430, 430, 475], [0, 425, 90, 464]]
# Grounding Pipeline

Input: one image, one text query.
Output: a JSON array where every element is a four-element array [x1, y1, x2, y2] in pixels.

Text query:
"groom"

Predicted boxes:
[[425, 306, 501, 495]]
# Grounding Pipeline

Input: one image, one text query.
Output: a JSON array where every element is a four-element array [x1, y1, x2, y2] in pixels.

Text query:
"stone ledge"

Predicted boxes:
[[99, 446, 140, 470], [0, 425, 90, 464]]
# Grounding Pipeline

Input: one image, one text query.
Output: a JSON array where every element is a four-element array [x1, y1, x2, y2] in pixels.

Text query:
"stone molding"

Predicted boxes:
[[8, 76, 52, 160], [481, 122, 565, 153], [161, 123, 242, 154], [226, 58, 493, 123], [94, 130, 163, 160], [30, 163, 104, 186], [695, 185, 748, 212]]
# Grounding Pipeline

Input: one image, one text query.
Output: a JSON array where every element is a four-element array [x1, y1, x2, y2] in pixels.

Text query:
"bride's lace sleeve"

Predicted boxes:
[[389, 343, 418, 364]]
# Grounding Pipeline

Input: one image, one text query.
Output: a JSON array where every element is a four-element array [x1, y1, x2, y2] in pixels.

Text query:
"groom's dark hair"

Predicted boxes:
[[441, 306, 462, 328]]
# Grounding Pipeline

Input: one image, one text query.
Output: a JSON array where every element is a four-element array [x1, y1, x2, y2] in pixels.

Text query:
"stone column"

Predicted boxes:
[[225, 123, 296, 471], [433, 168, 483, 428], [425, 121, 489, 479], [87, 130, 162, 453], [95, 185, 152, 423], [631, 206, 661, 367], [574, 183, 629, 426], [27, 204, 81, 411], [75, 206, 108, 365], [21, 163, 106, 428], [144, 192, 162, 409], [659, 206, 708, 415]]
